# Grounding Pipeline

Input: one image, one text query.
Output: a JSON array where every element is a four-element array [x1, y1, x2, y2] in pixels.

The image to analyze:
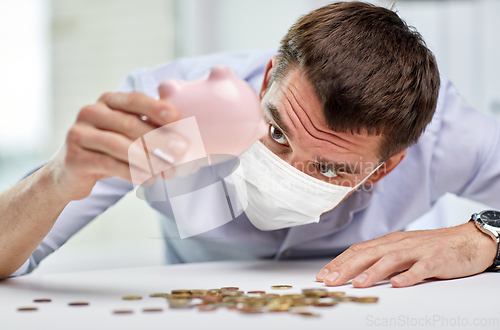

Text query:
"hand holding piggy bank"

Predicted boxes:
[[157, 66, 268, 165]]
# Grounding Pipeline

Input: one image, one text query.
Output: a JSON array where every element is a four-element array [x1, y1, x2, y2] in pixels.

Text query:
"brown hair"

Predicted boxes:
[[273, 1, 440, 161]]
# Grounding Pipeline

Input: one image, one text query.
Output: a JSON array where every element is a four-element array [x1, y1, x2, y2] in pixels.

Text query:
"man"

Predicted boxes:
[[1, 2, 498, 287]]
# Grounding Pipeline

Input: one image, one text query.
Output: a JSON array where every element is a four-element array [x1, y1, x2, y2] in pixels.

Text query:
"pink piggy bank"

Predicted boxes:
[[158, 66, 268, 163]]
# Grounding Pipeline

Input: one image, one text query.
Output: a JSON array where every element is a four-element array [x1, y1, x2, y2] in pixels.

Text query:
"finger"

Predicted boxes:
[[316, 246, 366, 283], [78, 103, 159, 140], [75, 147, 151, 184], [72, 124, 171, 175], [316, 231, 422, 282], [322, 244, 391, 287], [140, 125, 189, 161], [98, 92, 178, 127], [316, 240, 383, 282], [390, 258, 439, 288], [77, 104, 189, 171], [351, 249, 416, 288]]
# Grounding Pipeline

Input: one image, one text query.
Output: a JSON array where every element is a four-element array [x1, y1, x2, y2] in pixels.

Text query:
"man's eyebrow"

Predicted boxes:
[[265, 102, 361, 175], [316, 157, 362, 175], [265, 102, 291, 137]]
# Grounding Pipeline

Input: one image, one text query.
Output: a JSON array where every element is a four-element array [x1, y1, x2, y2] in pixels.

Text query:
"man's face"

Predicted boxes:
[[259, 67, 385, 188]]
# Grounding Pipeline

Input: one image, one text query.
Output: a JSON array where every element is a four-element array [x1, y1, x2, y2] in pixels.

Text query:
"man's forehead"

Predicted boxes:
[[269, 70, 327, 126], [265, 69, 382, 161]]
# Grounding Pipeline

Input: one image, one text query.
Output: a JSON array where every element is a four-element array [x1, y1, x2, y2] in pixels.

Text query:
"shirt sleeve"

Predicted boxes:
[[430, 78, 500, 208], [8, 71, 141, 277], [17, 178, 134, 276]]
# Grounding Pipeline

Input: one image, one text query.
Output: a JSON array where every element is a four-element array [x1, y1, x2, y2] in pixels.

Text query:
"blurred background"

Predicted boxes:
[[0, 0, 498, 274]]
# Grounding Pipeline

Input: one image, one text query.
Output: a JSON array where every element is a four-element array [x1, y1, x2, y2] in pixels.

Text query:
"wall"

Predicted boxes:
[[0, 0, 50, 192], [34, 0, 176, 274]]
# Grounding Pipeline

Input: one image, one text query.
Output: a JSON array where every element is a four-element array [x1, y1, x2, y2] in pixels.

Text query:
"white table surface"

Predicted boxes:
[[0, 259, 498, 330]]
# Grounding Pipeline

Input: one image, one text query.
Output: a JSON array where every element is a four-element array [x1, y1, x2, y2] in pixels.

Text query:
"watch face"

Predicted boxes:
[[480, 211, 500, 227]]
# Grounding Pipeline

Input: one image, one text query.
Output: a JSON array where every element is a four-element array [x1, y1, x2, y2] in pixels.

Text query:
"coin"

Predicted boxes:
[[302, 289, 328, 297], [223, 296, 248, 303], [170, 293, 191, 299], [122, 296, 142, 300], [33, 299, 51, 303], [221, 290, 244, 297], [238, 305, 264, 314], [221, 287, 239, 291], [169, 299, 193, 309], [190, 290, 208, 295], [327, 291, 345, 297], [355, 297, 379, 303], [313, 298, 337, 307], [142, 308, 163, 312], [294, 311, 320, 317], [336, 296, 357, 302], [171, 289, 190, 294], [208, 289, 222, 294], [261, 294, 280, 299], [68, 302, 89, 306], [302, 288, 327, 292], [202, 295, 223, 303], [17, 307, 37, 311], [267, 297, 293, 312], [241, 299, 267, 307], [271, 285, 292, 290], [291, 297, 318, 307], [240, 309, 263, 314], [113, 310, 133, 314], [149, 293, 170, 298], [247, 291, 266, 295], [190, 290, 208, 298]]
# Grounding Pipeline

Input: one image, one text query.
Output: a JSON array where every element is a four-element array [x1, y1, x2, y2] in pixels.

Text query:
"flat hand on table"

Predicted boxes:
[[316, 221, 497, 288]]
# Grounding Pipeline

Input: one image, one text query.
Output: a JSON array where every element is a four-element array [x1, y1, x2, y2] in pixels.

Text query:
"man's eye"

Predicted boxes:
[[270, 124, 288, 145], [316, 163, 338, 178]]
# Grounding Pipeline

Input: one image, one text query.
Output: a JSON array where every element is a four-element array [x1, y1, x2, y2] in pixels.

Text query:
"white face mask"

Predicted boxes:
[[232, 141, 383, 231]]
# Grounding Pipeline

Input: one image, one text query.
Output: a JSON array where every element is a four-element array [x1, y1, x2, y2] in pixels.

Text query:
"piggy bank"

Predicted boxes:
[[158, 66, 268, 163]]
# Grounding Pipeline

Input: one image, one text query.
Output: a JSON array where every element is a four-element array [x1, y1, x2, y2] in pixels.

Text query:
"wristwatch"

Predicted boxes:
[[471, 210, 500, 269]]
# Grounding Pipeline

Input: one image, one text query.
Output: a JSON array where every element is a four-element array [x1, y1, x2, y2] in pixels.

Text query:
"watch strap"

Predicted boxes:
[[485, 241, 500, 271], [493, 240, 500, 267]]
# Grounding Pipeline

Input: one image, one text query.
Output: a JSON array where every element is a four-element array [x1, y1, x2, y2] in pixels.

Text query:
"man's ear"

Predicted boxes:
[[259, 55, 277, 100], [366, 149, 407, 185]]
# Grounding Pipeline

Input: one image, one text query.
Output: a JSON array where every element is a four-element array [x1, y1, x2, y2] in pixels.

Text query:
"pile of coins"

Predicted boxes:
[[17, 285, 378, 317], [147, 286, 378, 317]]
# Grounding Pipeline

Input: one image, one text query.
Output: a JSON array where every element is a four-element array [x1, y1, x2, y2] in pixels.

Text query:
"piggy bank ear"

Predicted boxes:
[[208, 66, 236, 81], [158, 80, 184, 100]]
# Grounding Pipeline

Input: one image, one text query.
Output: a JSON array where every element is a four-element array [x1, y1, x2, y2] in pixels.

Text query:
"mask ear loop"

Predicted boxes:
[[353, 162, 385, 191]]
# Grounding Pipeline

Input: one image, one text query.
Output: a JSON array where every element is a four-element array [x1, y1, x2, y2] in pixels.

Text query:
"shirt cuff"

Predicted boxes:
[[9, 259, 30, 277]]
